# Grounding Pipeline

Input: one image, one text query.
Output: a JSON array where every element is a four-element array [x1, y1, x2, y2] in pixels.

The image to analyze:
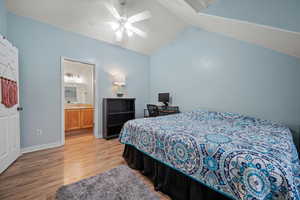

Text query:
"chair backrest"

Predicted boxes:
[[147, 104, 159, 117]]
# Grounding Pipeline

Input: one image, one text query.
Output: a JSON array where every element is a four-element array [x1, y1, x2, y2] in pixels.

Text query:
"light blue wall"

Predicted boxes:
[[0, 0, 7, 36], [7, 13, 150, 149], [150, 27, 300, 128], [202, 0, 300, 32]]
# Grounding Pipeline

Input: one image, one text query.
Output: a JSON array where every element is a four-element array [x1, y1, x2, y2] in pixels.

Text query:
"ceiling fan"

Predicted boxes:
[[104, 0, 152, 42]]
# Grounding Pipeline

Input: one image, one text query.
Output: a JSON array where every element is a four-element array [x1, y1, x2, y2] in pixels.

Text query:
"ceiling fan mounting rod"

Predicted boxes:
[[119, 0, 127, 6]]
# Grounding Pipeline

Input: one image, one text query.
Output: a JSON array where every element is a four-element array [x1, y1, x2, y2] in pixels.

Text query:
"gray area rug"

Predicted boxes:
[[56, 165, 160, 200]]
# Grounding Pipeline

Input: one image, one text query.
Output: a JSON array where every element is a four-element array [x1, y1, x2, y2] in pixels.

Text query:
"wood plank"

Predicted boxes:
[[0, 133, 170, 200]]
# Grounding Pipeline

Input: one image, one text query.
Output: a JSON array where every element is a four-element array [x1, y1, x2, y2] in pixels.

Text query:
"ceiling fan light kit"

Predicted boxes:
[[105, 0, 152, 42]]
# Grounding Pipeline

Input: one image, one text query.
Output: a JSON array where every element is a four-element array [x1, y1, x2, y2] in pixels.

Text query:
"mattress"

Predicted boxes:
[[119, 110, 300, 200]]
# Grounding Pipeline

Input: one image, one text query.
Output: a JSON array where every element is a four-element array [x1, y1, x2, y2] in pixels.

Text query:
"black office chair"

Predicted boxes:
[[147, 104, 159, 117]]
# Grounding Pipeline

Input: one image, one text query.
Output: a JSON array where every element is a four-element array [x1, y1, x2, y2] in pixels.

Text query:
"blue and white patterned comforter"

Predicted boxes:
[[119, 110, 300, 200]]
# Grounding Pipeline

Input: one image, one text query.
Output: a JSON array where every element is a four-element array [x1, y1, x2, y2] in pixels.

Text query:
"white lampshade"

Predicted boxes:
[[113, 74, 126, 86]]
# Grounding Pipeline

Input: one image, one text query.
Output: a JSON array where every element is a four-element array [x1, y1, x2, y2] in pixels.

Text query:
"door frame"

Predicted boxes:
[[60, 57, 99, 145]]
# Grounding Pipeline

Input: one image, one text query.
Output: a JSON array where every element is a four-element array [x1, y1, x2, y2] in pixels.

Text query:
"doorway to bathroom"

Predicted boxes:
[[61, 57, 97, 144]]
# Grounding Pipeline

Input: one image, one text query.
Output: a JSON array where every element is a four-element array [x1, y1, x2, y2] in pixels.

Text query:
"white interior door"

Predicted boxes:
[[0, 36, 21, 174]]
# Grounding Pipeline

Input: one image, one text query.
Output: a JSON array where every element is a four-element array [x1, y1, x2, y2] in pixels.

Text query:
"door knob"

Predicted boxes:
[[17, 107, 23, 111]]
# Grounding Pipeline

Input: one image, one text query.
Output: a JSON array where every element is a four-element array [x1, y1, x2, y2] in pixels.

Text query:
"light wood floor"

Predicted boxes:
[[0, 133, 169, 200]]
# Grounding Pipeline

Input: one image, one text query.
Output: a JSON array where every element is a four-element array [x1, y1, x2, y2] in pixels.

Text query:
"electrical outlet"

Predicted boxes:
[[36, 129, 43, 136]]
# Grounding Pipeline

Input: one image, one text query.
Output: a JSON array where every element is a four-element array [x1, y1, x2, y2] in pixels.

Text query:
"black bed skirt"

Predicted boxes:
[[123, 145, 232, 200]]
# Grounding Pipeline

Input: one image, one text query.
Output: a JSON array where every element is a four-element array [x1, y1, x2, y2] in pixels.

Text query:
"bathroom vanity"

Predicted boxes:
[[65, 104, 94, 132]]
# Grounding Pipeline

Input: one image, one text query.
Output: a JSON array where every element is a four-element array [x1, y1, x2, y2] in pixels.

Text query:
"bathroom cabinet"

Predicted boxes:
[[65, 107, 94, 131]]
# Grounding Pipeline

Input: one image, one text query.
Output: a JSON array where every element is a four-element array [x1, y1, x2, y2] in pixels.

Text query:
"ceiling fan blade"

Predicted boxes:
[[127, 25, 147, 38], [106, 22, 120, 31], [128, 11, 152, 24], [104, 3, 121, 20]]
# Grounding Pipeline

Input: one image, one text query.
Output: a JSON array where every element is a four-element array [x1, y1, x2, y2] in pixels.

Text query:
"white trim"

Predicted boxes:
[[197, 12, 300, 36], [60, 57, 99, 144], [62, 57, 98, 66], [21, 141, 62, 154], [0, 152, 22, 174], [60, 57, 65, 145]]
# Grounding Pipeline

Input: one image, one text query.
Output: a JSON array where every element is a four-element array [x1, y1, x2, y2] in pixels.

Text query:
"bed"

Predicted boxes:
[[119, 110, 300, 200]]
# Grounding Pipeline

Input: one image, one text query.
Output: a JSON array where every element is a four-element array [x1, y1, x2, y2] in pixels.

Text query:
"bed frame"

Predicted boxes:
[[291, 127, 300, 155]]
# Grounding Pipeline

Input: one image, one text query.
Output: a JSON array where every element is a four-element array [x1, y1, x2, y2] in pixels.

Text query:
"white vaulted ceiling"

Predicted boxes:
[[156, 0, 300, 58], [6, 0, 300, 58], [6, 0, 187, 55]]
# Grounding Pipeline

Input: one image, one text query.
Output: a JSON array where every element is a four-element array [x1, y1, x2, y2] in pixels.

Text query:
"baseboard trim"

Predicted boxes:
[[21, 141, 63, 154]]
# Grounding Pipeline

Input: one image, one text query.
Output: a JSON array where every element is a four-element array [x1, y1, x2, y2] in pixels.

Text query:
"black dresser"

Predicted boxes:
[[103, 98, 135, 139]]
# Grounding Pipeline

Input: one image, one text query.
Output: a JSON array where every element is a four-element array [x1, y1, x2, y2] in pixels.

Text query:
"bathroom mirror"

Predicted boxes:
[[65, 87, 77, 103]]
